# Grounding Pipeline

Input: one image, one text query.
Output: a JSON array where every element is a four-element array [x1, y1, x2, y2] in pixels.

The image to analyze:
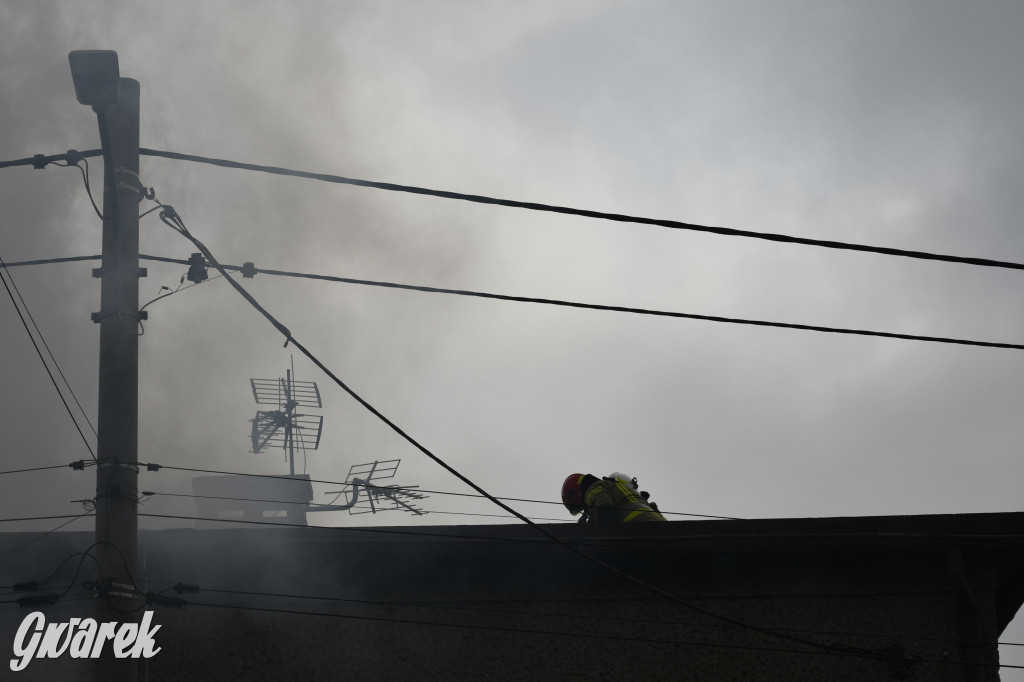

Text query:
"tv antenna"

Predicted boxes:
[[316, 459, 428, 516], [249, 358, 323, 476]]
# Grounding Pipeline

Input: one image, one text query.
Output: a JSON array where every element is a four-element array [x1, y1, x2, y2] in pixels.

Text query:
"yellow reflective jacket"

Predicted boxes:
[[583, 477, 666, 523]]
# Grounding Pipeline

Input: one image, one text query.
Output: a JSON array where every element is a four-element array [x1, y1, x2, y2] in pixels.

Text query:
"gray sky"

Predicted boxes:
[[2, 0, 1024, 672]]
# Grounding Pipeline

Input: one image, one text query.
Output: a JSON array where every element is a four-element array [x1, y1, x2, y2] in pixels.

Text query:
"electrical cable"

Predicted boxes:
[[140, 272, 224, 314], [0, 255, 101, 268], [140, 462, 749, 525], [145, 463, 606, 514], [139, 579, 980, 606], [10, 147, 1024, 272], [7, 542, 149, 615], [4, 158, 1003, 659], [6, 149, 1023, 642], [143, 490, 566, 522], [181, 599, 1024, 671], [182, 598, 874, 658], [0, 250, 103, 446], [145, 462, 998, 530], [0, 254, 99, 465], [135, 147, 1024, 273], [46, 157, 103, 220], [202, 260, 1024, 351], [0, 583, 75, 597], [0, 511, 94, 558], [4, 252, 1023, 351], [134, 508, 1024, 579], [132, 465, 1024, 565], [165, 583, 1024, 649], [0, 256, 117, 489], [0, 514, 97, 524], [0, 149, 102, 169], [76, 156, 103, 220], [0, 464, 79, 476]]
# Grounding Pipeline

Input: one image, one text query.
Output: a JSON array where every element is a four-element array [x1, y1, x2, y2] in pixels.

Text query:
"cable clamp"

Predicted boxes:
[[32, 154, 48, 170], [115, 168, 152, 202], [96, 459, 140, 473], [146, 462, 161, 472], [96, 580, 138, 601], [91, 309, 149, 323], [69, 460, 86, 471], [92, 266, 148, 278], [65, 149, 83, 166], [240, 261, 257, 278]]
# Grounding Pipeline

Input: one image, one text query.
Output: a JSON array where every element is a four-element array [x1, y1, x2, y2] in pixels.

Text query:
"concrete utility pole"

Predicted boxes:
[[69, 50, 142, 682]]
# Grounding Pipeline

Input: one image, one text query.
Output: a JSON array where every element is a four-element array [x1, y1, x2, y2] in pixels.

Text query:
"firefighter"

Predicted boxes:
[[561, 472, 667, 524]]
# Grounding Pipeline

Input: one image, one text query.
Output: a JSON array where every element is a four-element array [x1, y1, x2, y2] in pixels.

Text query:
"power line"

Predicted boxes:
[[136, 462, 738, 520], [134, 463, 1024, 548], [0, 512, 93, 557], [0, 464, 81, 476], [182, 599, 1024, 672], [13, 460, 1023, 574], [143, 490, 568, 523], [165, 583, 1024, 648], [11, 147, 1024, 273], [0, 255, 101, 268], [5, 151, 1021, 655], [134, 577, 976, 606], [0, 514, 96, 524], [11, 148, 1024, 271], [135, 509, 1024, 579], [6, 252, 1024, 351], [136, 147, 1024, 272], [0, 150, 102, 169], [0, 252, 102, 444], [147, 256, 1024, 352], [182, 599, 876, 659], [45, 157, 103, 220], [138, 511, 567, 542], [6, 165, 988, 658], [0, 254, 98, 465]]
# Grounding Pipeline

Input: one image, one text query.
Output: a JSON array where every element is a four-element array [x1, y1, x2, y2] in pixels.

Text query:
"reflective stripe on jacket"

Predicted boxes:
[[583, 478, 666, 523]]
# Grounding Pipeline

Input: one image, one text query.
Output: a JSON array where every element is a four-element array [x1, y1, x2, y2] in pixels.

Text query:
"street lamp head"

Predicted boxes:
[[68, 50, 121, 108]]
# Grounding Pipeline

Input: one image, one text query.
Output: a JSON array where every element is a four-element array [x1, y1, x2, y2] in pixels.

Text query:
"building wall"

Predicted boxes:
[[1, 516, 1017, 681]]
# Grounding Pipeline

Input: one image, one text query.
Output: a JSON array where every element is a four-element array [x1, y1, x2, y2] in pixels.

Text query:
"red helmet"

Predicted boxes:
[[561, 473, 587, 515]]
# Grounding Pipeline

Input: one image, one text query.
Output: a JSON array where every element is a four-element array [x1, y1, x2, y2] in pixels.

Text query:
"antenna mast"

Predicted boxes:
[[250, 360, 323, 474]]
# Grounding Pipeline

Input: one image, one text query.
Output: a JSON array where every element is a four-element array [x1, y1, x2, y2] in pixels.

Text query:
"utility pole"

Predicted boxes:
[[70, 51, 142, 682]]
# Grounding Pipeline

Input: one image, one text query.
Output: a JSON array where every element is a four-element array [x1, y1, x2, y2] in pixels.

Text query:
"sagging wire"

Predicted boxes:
[[138, 192, 893, 664], [0, 510, 94, 558], [135, 270, 225, 336], [7, 545, 103, 609], [0, 252, 100, 466], [51, 541, 149, 615], [44, 150, 103, 220]]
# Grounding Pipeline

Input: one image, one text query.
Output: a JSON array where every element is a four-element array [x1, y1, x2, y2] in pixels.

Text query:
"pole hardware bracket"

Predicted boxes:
[[92, 266, 147, 278], [115, 167, 154, 202], [91, 310, 149, 323], [96, 459, 140, 472]]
